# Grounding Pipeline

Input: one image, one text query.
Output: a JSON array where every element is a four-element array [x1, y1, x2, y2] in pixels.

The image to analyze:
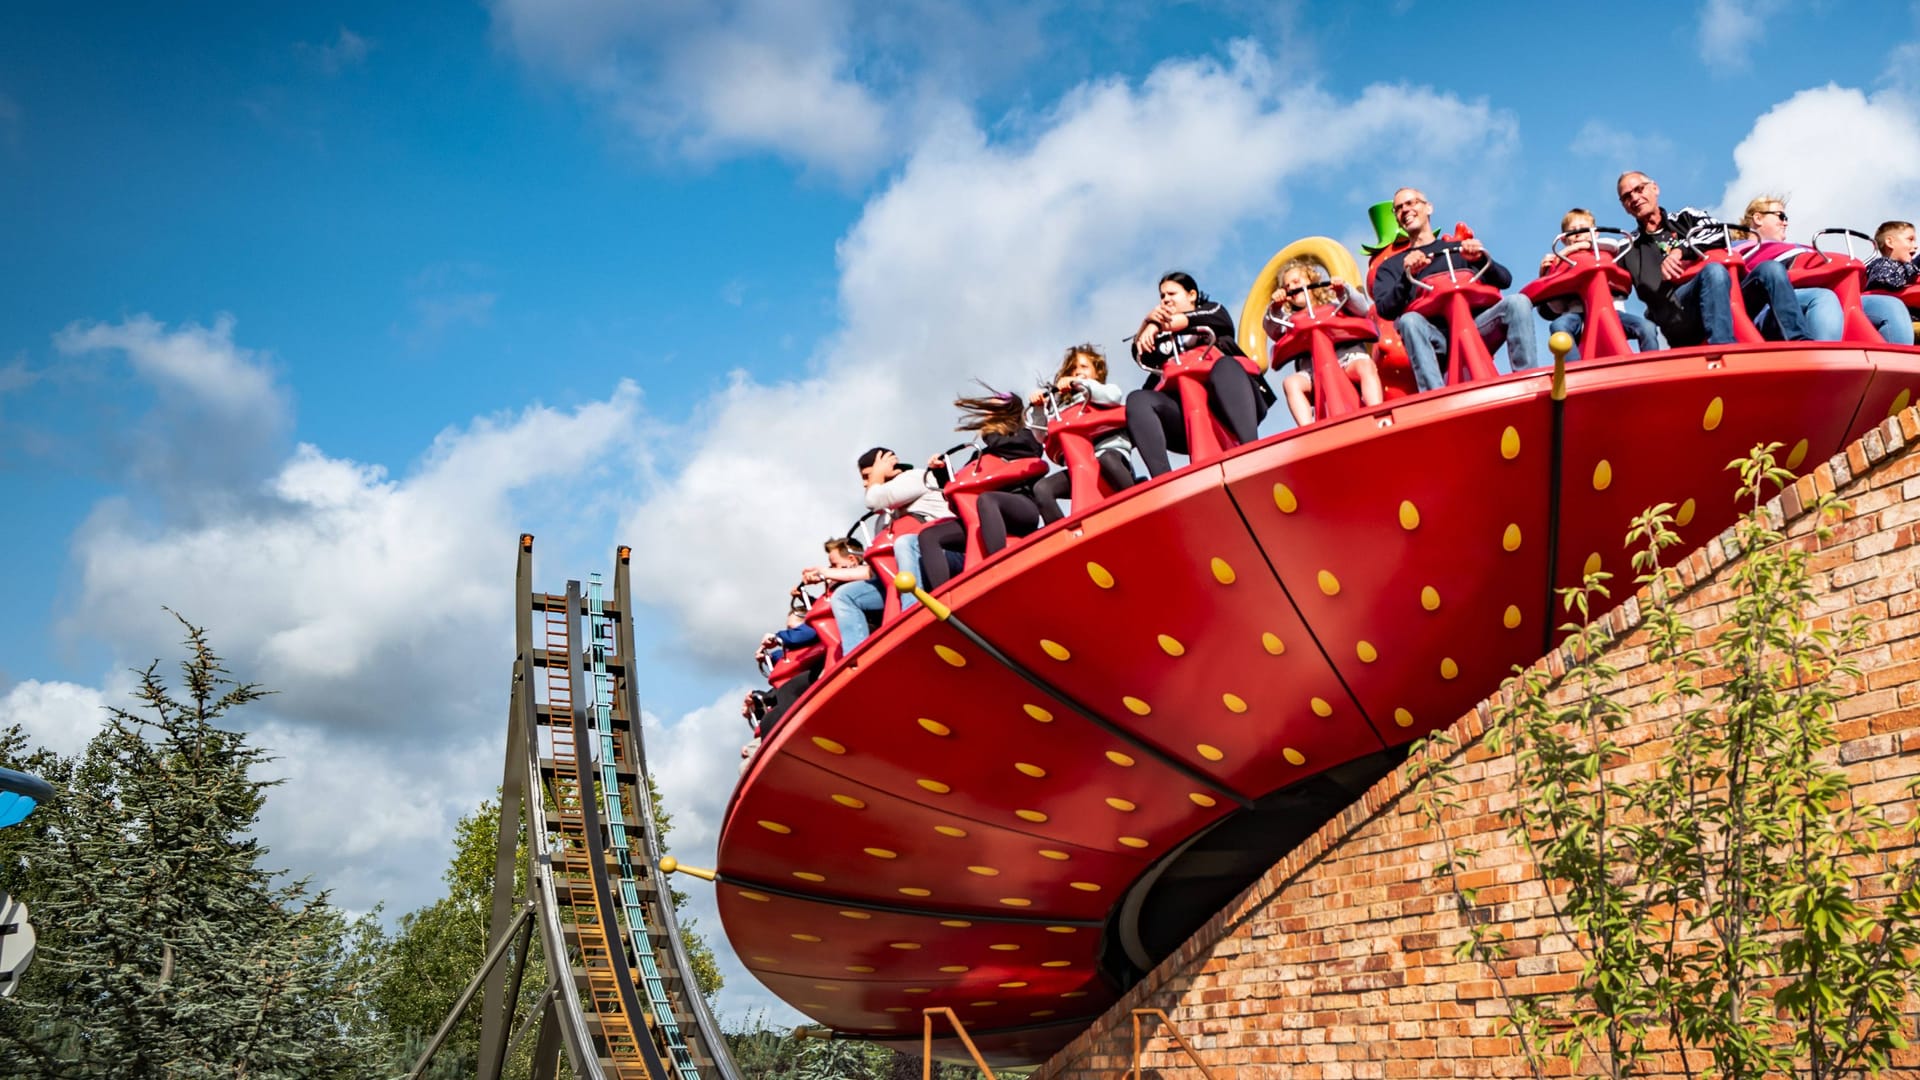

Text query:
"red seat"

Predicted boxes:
[[1520, 238, 1636, 361], [1041, 399, 1129, 515], [1404, 253, 1504, 385], [1673, 249, 1766, 344], [1267, 303, 1379, 421], [943, 455, 1050, 564], [1152, 343, 1248, 466]]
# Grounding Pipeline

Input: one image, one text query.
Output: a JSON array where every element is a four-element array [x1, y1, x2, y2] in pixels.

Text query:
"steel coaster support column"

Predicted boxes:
[[479, 533, 539, 1080], [588, 574, 701, 1080], [615, 547, 745, 1080]]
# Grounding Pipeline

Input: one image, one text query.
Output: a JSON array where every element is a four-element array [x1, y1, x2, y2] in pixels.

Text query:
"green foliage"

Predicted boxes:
[[1414, 444, 1920, 1079], [721, 1014, 999, 1080], [0, 617, 389, 1079]]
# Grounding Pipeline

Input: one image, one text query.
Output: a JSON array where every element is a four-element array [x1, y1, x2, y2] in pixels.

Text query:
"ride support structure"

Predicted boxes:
[[412, 537, 738, 1080]]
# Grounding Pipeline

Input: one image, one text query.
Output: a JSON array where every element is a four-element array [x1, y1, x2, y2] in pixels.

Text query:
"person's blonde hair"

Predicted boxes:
[[1560, 208, 1594, 232], [1741, 193, 1788, 230], [823, 537, 864, 562], [1052, 344, 1107, 385], [1279, 256, 1335, 307]]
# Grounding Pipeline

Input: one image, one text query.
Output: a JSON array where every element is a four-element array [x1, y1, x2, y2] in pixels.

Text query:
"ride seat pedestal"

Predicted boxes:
[[1043, 402, 1129, 513], [1158, 346, 1242, 465], [1269, 306, 1378, 421], [1404, 267, 1503, 385], [1675, 250, 1766, 345], [1792, 252, 1881, 344], [1520, 251, 1635, 361]]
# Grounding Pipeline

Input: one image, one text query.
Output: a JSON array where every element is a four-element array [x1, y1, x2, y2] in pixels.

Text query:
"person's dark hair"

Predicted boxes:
[[954, 386, 1026, 437], [1159, 270, 1208, 304], [856, 446, 891, 471]]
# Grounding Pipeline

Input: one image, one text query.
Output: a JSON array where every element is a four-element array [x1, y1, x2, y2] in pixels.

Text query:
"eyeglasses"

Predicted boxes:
[[1391, 198, 1427, 212], [1618, 180, 1653, 203]]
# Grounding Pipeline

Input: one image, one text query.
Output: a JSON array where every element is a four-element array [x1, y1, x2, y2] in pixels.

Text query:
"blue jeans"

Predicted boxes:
[[892, 532, 922, 609], [1863, 293, 1917, 345], [1546, 308, 1666, 361], [1394, 294, 1539, 391], [1674, 260, 1808, 345], [829, 579, 884, 651], [1774, 287, 1842, 340]]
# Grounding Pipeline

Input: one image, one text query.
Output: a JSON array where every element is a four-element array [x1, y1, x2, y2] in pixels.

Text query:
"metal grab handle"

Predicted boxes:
[[1549, 225, 1633, 268], [1410, 242, 1494, 291], [1134, 324, 1216, 374], [1811, 227, 1877, 264]]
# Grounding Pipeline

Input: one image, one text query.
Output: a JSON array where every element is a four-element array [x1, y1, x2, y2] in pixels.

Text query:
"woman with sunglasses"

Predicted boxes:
[[1735, 195, 1913, 345]]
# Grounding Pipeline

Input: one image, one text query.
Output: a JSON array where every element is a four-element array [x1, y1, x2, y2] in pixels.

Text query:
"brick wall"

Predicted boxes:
[[1031, 411, 1920, 1080]]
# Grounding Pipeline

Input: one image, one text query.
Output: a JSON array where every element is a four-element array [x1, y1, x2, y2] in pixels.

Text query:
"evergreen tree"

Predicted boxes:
[[0, 617, 387, 1079]]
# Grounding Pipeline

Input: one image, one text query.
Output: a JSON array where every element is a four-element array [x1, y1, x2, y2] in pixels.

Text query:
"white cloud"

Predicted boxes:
[[487, 0, 888, 178], [56, 314, 280, 422], [1714, 84, 1920, 231], [1697, 0, 1786, 73], [1569, 119, 1673, 166], [0, 679, 111, 760], [299, 27, 371, 75], [622, 48, 1517, 665]]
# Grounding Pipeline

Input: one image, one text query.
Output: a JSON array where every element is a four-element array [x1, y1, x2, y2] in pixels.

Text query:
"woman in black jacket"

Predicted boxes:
[[916, 390, 1047, 589], [1125, 271, 1269, 476]]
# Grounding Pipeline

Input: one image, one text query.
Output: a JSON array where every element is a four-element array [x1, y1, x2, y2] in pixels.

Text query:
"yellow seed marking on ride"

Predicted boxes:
[[886, 1007, 912, 1013], [1119, 836, 1148, 848], [1356, 640, 1378, 663], [1015, 762, 1047, 778], [751, 955, 777, 963], [1032, 1009, 1057, 1017], [848, 965, 876, 973], [904, 987, 931, 994], [758, 820, 791, 834], [940, 920, 971, 928], [1000, 981, 1030, 989], [864, 847, 898, 860], [1593, 459, 1613, 491], [1399, 500, 1420, 530], [839, 911, 872, 920], [738, 890, 771, 903], [1040, 639, 1071, 661], [1189, 792, 1217, 808], [1086, 561, 1115, 589], [1045, 926, 1076, 934], [1787, 438, 1809, 469], [1703, 396, 1724, 431], [1262, 632, 1286, 655], [1283, 747, 1307, 766], [1041, 961, 1072, 969], [1677, 498, 1697, 526], [1015, 809, 1049, 823], [1106, 750, 1135, 767], [793, 871, 825, 882], [933, 825, 967, 838], [1421, 585, 1441, 611], [1310, 697, 1333, 717], [1062, 991, 1089, 999], [970, 1001, 999, 1008], [1038, 849, 1069, 861], [1122, 696, 1151, 716], [898, 887, 932, 897], [793, 933, 822, 942], [811, 736, 847, 755], [940, 965, 970, 973], [1503, 523, 1522, 552], [889, 942, 922, 950], [998, 898, 1032, 907], [814, 984, 841, 991], [990, 943, 1021, 951], [1273, 483, 1299, 513], [1500, 426, 1521, 459], [1318, 570, 1340, 595], [1022, 704, 1054, 724], [967, 865, 1000, 876], [934, 644, 967, 668], [1106, 796, 1137, 812], [1504, 605, 1523, 630], [1440, 657, 1459, 680], [1157, 633, 1186, 657], [1394, 708, 1414, 728], [1222, 693, 1248, 713], [916, 778, 951, 794], [917, 718, 951, 736], [1894, 389, 1914, 417], [1196, 743, 1225, 761], [1210, 557, 1237, 584], [1070, 882, 1101, 892], [831, 794, 866, 809]]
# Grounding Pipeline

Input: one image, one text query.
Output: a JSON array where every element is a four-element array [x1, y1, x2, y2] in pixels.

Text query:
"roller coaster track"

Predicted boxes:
[[416, 537, 740, 1080]]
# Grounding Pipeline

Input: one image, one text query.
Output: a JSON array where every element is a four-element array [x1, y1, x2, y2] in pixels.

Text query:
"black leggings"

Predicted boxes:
[[1126, 360, 1267, 477], [917, 492, 1042, 587], [1034, 450, 1136, 524]]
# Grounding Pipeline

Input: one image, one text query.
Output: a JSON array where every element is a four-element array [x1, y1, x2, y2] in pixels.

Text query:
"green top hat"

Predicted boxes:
[[1363, 200, 1409, 255]]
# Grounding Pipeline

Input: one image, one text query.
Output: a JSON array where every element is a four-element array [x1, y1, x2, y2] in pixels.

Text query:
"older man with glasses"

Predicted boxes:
[[1616, 171, 1809, 347], [1373, 186, 1538, 391]]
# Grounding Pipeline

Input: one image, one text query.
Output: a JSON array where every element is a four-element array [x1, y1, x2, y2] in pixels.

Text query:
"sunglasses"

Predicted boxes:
[[1760, 209, 1788, 223]]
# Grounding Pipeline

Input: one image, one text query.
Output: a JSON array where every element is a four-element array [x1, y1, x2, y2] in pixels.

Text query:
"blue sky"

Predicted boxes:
[[5, 0, 1920, 1024]]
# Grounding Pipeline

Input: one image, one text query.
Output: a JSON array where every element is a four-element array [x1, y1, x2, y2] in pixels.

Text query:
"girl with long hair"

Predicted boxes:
[[914, 388, 1047, 589]]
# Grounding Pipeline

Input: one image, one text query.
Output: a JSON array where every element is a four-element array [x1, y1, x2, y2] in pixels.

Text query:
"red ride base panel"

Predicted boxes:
[[716, 341, 1920, 1066]]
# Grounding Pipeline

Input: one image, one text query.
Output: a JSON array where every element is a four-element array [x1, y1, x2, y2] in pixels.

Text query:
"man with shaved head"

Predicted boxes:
[[1374, 186, 1538, 391], [1616, 170, 1808, 347]]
